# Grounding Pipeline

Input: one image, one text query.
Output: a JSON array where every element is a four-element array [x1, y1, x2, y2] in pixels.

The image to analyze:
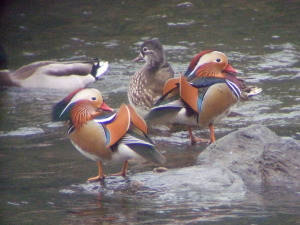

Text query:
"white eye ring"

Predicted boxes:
[[143, 47, 148, 52]]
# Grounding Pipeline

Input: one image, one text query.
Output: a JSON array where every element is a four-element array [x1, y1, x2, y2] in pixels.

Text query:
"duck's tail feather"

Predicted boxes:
[[120, 134, 166, 164], [91, 60, 109, 80], [128, 143, 166, 164]]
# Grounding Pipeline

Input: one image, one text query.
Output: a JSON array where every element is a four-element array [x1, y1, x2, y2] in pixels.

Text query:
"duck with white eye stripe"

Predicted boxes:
[[145, 50, 242, 144], [52, 88, 165, 182]]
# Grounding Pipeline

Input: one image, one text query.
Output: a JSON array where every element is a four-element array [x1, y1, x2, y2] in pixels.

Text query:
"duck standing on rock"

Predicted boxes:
[[128, 39, 174, 118], [145, 50, 243, 144], [52, 88, 165, 182], [0, 59, 109, 91]]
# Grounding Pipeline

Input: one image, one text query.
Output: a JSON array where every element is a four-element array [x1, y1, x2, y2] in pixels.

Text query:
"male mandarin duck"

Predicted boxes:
[[128, 39, 174, 117], [0, 59, 109, 91], [183, 51, 261, 100], [52, 88, 165, 182], [145, 50, 243, 144]]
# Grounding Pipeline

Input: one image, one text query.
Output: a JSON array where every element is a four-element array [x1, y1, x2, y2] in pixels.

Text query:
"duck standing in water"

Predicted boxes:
[[52, 88, 165, 182], [128, 39, 174, 118], [145, 50, 243, 144], [0, 59, 109, 91]]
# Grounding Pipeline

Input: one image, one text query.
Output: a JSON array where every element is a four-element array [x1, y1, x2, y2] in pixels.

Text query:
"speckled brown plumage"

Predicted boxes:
[[128, 39, 174, 117]]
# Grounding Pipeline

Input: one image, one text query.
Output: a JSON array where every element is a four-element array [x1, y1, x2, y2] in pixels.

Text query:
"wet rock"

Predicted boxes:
[[61, 125, 299, 200], [197, 124, 300, 186], [63, 166, 246, 202], [133, 166, 246, 201]]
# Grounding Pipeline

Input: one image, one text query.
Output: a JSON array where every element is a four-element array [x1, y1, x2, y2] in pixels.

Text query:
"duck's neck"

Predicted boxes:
[[145, 54, 165, 73], [224, 72, 242, 89]]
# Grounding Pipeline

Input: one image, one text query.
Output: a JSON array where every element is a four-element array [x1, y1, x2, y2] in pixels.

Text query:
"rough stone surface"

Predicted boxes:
[[63, 125, 300, 200], [197, 124, 300, 186]]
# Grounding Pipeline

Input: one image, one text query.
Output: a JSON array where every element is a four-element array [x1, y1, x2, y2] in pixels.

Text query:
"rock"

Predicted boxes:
[[60, 125, 300, 200], [133, 166, 246, 201], [197, 124, 300, 186], [63, 166, 246, 202]]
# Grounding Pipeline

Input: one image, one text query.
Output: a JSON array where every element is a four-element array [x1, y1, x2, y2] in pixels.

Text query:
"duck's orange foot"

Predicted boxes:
[[108, 171, 126, 178], [87, 175, 106, 183], [190, 136, 210, 145], [107, 161, 128, 178]]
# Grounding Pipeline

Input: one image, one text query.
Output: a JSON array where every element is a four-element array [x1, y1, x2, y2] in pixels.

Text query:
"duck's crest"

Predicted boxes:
[[52, 88, 85, 121], [184, 50, 213, 76]]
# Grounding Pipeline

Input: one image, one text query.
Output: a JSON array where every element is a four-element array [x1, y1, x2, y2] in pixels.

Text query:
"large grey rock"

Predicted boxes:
[[197, 124, 300, 186], [61, 125, 300, 200], [63, 166, 246, 202]]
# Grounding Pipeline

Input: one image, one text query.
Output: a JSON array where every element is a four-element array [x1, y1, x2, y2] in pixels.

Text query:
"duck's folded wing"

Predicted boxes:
[[145, 99, 185, 121], [101, 104, 131, 148], [181, 76, 227, 113], [13, 61, 55, 79], [127, 104, 148, 134], [38, 60, 108, 78], [162, 77, 180, 95]]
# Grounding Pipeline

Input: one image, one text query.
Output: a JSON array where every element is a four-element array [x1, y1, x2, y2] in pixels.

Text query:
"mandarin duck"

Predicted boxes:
[[52, 88, 165, 182], [181, 51, 262, 143], [145, 50, 242, 144], [128, 39, 174, 117], [0, 59, 109, 91], [184, 54, 262, 101]]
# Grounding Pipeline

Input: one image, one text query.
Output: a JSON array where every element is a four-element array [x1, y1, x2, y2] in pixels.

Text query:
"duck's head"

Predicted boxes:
[[184, 50, 238, 79], [133, 39, 165, 64], [52, 88, 114, 126]]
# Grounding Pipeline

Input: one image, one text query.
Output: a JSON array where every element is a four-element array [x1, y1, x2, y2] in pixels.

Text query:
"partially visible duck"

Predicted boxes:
[[0, 59, 109, 91], [184, 53, 262, 101], [52, 88, 165, 182], [145, 50, 242, 144], [238, 77, 262, 100], [128, 39, 174, 117]]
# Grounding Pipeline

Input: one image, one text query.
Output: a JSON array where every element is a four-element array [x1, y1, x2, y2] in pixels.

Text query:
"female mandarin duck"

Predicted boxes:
[[145, 50, 242, 144], [128, 39, 174, 117], [52, 88, 165, 182], [0, 59, 109, 91]]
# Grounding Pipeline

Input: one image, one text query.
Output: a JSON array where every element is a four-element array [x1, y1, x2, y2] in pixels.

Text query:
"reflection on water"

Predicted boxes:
[[1, 0, 300, 224]]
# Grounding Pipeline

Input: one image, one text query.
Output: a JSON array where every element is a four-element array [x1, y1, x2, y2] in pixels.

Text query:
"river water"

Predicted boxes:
[[1, 0, 300, 224]]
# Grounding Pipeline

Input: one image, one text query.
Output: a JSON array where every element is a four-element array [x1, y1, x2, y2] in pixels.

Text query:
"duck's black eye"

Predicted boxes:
[[143, 47, 148, 52], [216, 58, 221, 62], [91, 97, 97, 101]]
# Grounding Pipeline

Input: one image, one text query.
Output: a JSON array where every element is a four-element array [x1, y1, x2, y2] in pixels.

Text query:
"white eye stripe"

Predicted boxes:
[[188, 51, 227, 76]]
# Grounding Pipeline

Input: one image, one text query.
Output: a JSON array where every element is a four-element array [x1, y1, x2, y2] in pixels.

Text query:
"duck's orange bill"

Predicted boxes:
[[223, 64, 238, 74], [100, 102, 114, 112]]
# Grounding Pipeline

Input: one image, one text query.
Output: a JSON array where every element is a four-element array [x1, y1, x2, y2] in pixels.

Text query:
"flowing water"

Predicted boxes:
[[1, 0, 300, 224]]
